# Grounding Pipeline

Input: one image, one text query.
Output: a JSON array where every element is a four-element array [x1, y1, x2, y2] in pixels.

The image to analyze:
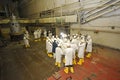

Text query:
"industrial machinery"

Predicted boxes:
[[9, 14, 23, 41]]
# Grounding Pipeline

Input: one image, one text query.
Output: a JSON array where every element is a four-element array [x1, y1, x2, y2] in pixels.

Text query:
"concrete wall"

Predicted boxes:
[[69, 0, 120, 50], [80, 30, 120, 50], [18, 0, 120, 50], [70, 14, 120, 49], [19, 0, 79, 18]]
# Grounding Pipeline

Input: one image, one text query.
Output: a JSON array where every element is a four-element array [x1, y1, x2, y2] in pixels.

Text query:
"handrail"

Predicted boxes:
[[86, 0, 120, 18], [85, 5, 120, 23], [84, 0, 112, 15]]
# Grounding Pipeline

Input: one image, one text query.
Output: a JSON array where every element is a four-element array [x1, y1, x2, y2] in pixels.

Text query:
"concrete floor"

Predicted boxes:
[[48, 45, 120, 80], [0, 39, 58, 80], [0, 39, 120, 80]]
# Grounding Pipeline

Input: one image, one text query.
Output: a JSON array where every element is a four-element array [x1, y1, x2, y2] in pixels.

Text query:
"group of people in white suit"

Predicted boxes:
[[46, 33, 92, 74], [23, 28, 47, 48], [33, 28, 42, 42], [23, 29, 92, 74]]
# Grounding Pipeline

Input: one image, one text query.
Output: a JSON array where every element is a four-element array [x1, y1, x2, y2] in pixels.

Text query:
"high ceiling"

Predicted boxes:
[[0, 0, 19, 5]]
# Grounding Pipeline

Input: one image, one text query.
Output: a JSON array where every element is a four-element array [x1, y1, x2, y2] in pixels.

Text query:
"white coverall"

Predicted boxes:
[[71, 38, 78, 44], [63, 38, 68, 43], [64, 47, 75, 66], [80, 35, 85, 42], [25, 31, 29, 39], [37, 29, 41, 38], [55, 46, 63, 63], [34, 30, 38, 39], [47, 40, 52, 53], [56, 37, 61, 44], [70, 43, 78, 56], [61, 42, 68, 54], [23, 34, 30, 47], [51, 36, 55, 42], [49, 32, 52, 38], [78, 42, 86, 58]]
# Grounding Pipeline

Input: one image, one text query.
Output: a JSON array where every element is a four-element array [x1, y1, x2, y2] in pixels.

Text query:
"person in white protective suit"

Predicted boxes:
[[76, 36, 81, 46], [46, 37, 50, 52], [86, 35, 92, 58], [71, 36, 78, 44], [80, 35, 85, 42], [64, 44, 75, 74], [51, 36, 55, 42], [55, 44, 63, 67], [62, 37, 68, 43], [37, 29, 41, 41], [23, 30, 30, 48], [77, 40, 86, 65], [46, 38, 53, 57], [33, 30, 38, 42], [48, 31, 52, 38], [24, 30, 29, 39], [70, 42, 78, 65], [55, 35, 60, 44]]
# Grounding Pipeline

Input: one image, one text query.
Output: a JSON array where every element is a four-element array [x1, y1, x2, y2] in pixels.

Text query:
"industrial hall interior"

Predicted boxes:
[[0, 0, 120, 80]]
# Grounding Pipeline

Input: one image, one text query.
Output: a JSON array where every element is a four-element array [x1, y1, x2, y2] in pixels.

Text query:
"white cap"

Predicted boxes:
[[87, 35, 91, 39], [74, 36, 76, 38], [54, 38, 57, 41]]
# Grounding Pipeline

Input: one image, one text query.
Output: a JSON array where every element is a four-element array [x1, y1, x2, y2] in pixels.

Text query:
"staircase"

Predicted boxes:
[[80, 0, 120, 23]]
